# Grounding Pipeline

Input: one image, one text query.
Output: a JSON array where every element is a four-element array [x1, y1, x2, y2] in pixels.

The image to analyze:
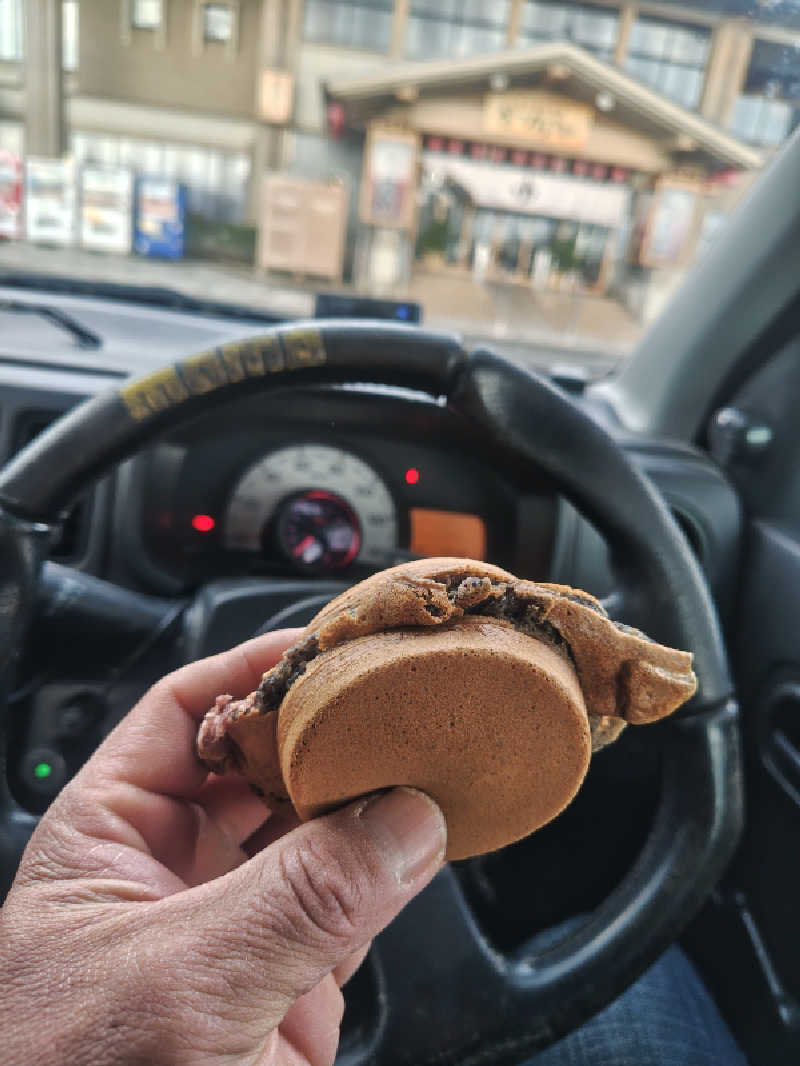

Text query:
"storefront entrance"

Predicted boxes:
[[414, 145, 627, 294]]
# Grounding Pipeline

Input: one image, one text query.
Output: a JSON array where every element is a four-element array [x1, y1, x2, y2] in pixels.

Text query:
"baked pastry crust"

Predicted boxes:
[[197, 558, 696, 858]]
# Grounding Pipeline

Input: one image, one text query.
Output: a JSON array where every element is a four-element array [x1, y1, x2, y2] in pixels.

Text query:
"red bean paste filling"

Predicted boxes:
[[252, 574, 619, 717]]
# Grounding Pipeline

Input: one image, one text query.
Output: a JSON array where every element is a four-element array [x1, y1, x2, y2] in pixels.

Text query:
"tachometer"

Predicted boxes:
[[223, 444, 397, 571]]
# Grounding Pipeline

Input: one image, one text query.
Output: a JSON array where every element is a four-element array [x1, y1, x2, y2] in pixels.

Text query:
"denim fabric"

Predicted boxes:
[[523, 943, 748, 1066]]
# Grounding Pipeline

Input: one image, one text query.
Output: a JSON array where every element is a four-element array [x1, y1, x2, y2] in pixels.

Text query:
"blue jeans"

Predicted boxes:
[[525, 943, 748, 1066]]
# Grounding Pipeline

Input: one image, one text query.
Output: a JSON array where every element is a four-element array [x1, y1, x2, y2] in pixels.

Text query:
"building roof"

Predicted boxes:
[[326, 42, 763, 172]]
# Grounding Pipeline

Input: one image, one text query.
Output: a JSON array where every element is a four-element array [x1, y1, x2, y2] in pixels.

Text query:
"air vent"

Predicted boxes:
[[13, 411, 91, 562]]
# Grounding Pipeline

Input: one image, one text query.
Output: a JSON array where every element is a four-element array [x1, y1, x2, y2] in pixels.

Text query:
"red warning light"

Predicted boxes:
[[191, 513, 216, 533], [405, 467, 420, 486]]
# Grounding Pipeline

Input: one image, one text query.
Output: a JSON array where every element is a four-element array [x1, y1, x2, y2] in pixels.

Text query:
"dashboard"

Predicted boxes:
[[0, 283, 742, 617], [113, 383, 556, 594]]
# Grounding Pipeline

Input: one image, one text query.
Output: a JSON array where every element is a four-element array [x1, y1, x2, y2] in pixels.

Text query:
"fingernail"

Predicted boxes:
[[358, 787, 447, 885]]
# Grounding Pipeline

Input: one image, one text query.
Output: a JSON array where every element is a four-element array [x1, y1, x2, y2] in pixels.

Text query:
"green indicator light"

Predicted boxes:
[[33, 762, 53, 780]]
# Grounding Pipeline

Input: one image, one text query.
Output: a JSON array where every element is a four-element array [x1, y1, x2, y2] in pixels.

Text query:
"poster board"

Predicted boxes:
[[640, 178, 701, 267], [360, 125, 418, 230]]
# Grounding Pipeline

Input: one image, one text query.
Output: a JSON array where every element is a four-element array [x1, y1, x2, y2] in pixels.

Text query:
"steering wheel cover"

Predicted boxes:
[[0, 322, 464, 521], [0, 321, 742, 1059]]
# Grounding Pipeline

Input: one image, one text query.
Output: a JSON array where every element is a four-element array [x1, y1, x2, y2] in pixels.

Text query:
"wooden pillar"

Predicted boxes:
[[391, 0, 410, 58], [719, 24, 753, 129], [507, 0, 524, 47], [700, 20, 752, 125], [614, 5, 637, 68]]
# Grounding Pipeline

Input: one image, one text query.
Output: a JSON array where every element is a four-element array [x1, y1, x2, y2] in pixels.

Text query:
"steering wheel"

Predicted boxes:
[[0, 322, 741, 1065]]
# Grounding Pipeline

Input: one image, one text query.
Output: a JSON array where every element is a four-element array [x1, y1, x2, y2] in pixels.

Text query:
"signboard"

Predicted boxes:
[[640, 180, 699, 267], [0, 151, 22, 239], [259, 69, 294, 124], [134, 178, 186, 258], [261, 173, 347, 280], [423, 153, 629, 228], [484, 91, 593, 152], [360, 125, 418, 229], [80, 166, 133, 253], [25, 156, 76, 245]]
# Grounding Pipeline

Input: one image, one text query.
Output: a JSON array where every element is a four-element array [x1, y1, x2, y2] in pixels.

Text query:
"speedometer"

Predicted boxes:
[[223, 444, 397, 570]]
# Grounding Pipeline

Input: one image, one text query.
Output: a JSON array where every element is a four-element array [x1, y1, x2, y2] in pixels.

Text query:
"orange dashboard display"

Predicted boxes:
[[409, 508, 487, 560]]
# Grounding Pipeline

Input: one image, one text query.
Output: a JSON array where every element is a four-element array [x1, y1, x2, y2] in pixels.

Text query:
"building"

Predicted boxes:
[[323, 43, 760, 313], [0, 1, 797, 303]]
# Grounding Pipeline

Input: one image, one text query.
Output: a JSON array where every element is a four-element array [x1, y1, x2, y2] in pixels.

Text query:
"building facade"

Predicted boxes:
[[0, 0, 797, 297]]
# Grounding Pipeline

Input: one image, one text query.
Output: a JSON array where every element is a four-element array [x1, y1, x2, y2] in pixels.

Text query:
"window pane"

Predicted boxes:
[[71, 132, 88, 162], [627, 16, 709, 110], [118, 139, 137, 168], [662, 26, 683, 63], [625, 55, 658, 86], [763, 98, 791, 145], [686, 29, 710, 66], [730, 95, 759, 142], [133, 0, 162, 30], [659, 62, 681, 99], [685, 68, 703, 108], [746, 38, 800, 102], [143, 142, 164, 172], [405, 16, 426, 57], [412, 0, 508, 23], [204, 4, 233, 42], [546, 6, 568, 36], [519, 3, 618, 57], [63, 0, 78, 70], [406, 0, 510, 59], [590, 13, 617, 49], [304, 0, 392, 51], [0, 0, 22, 61], [572, 10, 594, 43]]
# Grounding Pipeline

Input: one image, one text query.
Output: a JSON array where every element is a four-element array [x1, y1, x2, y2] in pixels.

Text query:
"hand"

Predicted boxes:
[[0, 630, 446, 1066]]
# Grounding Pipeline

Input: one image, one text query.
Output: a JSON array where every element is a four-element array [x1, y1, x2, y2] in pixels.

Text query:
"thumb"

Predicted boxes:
[[160, 788, 446, 1036]]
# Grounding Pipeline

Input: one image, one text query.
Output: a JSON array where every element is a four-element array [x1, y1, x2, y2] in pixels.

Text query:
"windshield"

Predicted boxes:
[[0, 0, 797, 375]]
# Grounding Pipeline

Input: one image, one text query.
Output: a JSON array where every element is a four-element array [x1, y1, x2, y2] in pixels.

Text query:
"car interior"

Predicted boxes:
[[1, 124, 800, 1066]]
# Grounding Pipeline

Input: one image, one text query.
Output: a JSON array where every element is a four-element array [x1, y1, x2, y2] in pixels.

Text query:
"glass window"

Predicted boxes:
[[117, 139, 137, 167], [303, 0, 393, 52], [745, 38, 800, 102], [728, 37, 800, 149], [72, 132, 251, 223], [729, 94, 794, 147], [519, 2, 619, 62], [79, 135, 121, 166], [132, 0, 163, 30], [625, 16, 710, 110], [63, 0, 78, 71], [161, 144, 180, 176], [0, 121, 22, 155], [204, 3, 233, 42], [406, 0, 510, 61], [0, 0, 22, 61]]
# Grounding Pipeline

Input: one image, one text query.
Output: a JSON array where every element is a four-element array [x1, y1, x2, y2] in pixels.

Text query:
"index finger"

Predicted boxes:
[[86, 629, 302, 797]]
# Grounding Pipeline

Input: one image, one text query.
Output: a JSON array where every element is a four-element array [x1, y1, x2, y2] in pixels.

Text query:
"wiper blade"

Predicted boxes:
[[0, 297, 102, 350], [0, 271, 284, 324]]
